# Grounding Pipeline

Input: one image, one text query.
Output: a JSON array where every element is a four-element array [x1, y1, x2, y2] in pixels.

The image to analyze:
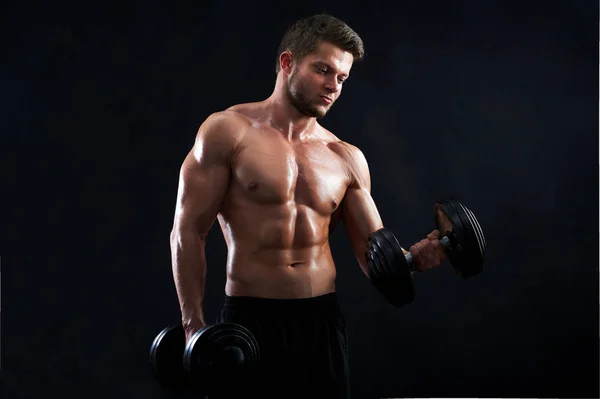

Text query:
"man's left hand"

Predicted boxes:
[[409, 230, 447, 272]]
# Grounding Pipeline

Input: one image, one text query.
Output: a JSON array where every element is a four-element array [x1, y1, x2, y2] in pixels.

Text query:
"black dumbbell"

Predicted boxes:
[[149, 323, 260, 395], [365, 198, 487, 307]]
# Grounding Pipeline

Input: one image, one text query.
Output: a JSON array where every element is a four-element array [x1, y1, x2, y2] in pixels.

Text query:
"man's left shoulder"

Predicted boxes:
[[317, 125, 368, 166], [326, 138, 368, 167]]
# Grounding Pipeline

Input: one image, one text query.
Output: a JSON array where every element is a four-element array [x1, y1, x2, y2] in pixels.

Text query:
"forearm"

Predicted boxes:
[[170, 228, 208, 333]]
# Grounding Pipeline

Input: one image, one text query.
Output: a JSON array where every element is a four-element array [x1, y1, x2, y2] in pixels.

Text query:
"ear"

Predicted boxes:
[[279, 51, 294, 75]]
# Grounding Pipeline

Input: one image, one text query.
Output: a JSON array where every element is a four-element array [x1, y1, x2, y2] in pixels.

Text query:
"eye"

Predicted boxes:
[[316, 67, 327, 74]]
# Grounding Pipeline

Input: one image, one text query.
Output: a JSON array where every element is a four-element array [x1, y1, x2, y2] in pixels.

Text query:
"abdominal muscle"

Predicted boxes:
[[218, 201, 338, 299]]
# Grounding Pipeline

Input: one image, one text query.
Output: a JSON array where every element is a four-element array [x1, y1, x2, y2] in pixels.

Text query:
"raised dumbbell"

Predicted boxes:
[[365, 197, 487, 307]]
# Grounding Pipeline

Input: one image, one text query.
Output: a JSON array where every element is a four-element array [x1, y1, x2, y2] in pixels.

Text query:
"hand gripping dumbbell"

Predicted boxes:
[[365, 198, 487, 307]]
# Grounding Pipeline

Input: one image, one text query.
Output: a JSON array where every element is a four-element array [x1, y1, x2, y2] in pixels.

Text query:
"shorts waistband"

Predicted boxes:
[[222, 292, 340, 313]]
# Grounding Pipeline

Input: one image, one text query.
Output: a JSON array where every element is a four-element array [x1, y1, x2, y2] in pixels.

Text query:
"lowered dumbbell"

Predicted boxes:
[[365, 197, 487, 307], [149, 322, 260, 396]]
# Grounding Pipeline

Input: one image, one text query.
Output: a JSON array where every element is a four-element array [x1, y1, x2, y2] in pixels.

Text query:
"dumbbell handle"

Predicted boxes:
[[405, 235, 452, 270]]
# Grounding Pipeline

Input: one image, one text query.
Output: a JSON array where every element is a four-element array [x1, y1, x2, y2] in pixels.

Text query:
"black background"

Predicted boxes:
[[2, 0, 598, 398]]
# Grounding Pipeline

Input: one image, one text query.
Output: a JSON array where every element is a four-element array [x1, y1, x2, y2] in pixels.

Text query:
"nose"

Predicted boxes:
[[324, 76, 341, 94]]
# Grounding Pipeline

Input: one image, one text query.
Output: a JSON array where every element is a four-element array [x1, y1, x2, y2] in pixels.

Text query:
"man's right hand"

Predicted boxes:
[[183, 321, 207, 344]]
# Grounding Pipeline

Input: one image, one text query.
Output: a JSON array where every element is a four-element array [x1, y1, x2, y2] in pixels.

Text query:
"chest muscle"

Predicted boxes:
[[233, 139, 348, 215]]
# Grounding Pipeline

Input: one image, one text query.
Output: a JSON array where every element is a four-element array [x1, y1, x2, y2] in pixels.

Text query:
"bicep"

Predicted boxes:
[[336, 143, 385, 269], [173, 152, 230, 237], [342, 186, 384, 253], [172, 114, 236, 236]]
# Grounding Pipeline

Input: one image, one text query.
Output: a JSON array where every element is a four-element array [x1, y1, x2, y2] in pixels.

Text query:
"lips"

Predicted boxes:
[[320, 96, 332, 104]]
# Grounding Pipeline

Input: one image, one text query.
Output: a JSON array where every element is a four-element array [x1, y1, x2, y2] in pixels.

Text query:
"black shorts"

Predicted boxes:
[[210, 292, 351, 399]]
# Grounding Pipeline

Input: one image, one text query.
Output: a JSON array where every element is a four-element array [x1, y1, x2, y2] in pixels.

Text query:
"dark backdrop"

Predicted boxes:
[[2, 0, 598, 398]]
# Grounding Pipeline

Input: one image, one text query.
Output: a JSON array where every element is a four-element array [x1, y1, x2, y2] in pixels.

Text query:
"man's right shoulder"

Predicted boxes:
[[195, 108, 250, 148], [199, 109, 248, 136]]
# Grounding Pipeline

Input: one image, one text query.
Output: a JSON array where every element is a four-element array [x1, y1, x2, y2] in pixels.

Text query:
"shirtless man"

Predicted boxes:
[[170, 14, 446, 398]]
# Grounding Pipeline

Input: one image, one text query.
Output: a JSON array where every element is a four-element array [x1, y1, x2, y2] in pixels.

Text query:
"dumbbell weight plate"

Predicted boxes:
[[183, 323, 260, 394], [366, 228, 415, 307], [434, 198, 486, 278], [149, 325, 189, 389]]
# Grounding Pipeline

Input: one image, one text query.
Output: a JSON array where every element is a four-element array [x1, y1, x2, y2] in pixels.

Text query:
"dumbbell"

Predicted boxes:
[[149, 322, 260, 396], [365, 198, 487, 307]]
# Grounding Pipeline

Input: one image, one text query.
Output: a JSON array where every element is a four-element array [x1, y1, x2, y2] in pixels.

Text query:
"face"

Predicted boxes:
[[284, 41, 353, 118]]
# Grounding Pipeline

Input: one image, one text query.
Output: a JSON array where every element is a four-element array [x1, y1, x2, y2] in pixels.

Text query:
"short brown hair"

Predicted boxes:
[[275, 14, 365, 74]]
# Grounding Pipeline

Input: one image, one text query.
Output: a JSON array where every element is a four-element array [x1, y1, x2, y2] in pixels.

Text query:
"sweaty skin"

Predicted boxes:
[[171, 107, 383, 339], [219, 108, 379, 296], [170, 40, 445, 341]]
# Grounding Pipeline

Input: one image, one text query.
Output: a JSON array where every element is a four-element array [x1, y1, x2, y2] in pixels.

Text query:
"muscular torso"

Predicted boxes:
[[217, 106, 352, 298]]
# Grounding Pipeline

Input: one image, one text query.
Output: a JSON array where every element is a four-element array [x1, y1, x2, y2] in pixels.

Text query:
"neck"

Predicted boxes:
[[263, 73, 317, 141]]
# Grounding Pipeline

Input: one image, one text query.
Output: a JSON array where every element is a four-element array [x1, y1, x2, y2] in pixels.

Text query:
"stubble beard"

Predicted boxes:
[[285, 71, 328, 119]]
